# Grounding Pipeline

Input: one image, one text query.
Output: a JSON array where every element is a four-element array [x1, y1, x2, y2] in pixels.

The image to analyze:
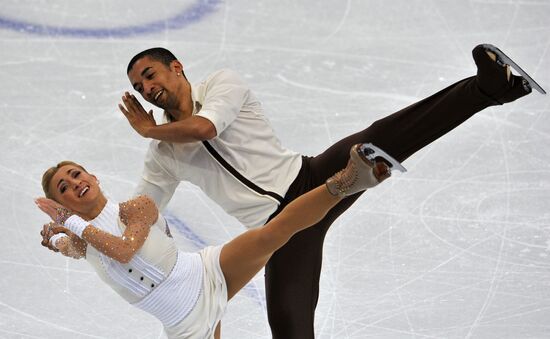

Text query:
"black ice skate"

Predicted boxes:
[[482, 43, 546, 95]]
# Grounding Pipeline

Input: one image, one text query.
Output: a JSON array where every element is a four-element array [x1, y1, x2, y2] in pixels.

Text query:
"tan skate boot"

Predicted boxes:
[[325, 144, 390, 198]]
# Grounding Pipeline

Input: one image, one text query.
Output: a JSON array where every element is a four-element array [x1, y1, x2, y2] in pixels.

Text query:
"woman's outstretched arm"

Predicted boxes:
[[36, 195, 158, 263], [79, 196, 157, 263]]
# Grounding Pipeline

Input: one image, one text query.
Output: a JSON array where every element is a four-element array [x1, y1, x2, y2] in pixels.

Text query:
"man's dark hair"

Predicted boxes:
[[127, 47, 178, 74]]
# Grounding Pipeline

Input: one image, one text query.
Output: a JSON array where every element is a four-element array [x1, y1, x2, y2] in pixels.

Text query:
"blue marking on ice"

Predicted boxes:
[[0, 0, 220, 38]]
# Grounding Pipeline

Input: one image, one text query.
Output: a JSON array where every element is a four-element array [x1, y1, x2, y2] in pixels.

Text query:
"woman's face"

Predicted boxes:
[[48, 164, 102, 214]]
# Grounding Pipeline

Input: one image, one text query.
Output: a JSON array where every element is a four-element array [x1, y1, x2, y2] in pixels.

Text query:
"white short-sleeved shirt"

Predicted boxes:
[[135, 69, 302, 228]]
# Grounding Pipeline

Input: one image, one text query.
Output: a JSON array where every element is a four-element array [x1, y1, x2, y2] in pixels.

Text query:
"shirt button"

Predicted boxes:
[[128, 268, 132, 273], [151, 284, 155, 288], [140, 276, 144, 281]]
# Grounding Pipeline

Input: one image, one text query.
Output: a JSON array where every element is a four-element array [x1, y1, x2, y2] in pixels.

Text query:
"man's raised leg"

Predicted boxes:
[[263, 44, 537, 339]]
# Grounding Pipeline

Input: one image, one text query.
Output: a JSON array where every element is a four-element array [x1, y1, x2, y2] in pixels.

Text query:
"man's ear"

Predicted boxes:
[[170, 60, 184, 74]]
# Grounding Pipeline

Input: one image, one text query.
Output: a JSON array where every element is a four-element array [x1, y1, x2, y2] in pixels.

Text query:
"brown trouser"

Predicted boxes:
[[264, 76, 499, 338]]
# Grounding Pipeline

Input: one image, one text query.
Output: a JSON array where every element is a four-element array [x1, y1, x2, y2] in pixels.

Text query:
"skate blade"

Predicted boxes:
[[482, 43, 546, 95], [359, 143, 407, 173]]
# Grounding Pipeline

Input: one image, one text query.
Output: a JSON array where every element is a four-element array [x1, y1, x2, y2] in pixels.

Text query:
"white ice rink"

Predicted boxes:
[[1, 0, 550, 338]]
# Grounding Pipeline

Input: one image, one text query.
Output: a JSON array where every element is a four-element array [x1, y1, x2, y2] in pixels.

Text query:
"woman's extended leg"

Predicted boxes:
[[219, 146, 389, 300], [220, 184, 340, 299]]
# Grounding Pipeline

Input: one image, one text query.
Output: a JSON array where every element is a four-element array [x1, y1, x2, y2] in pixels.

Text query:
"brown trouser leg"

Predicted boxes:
[[264, 76, 498, 339]]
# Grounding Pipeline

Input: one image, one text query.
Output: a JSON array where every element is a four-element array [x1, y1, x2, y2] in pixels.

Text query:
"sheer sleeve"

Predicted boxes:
[[55, 234, 87, 259], [80, 195, 159, 263], [119, 195, 159, 229]]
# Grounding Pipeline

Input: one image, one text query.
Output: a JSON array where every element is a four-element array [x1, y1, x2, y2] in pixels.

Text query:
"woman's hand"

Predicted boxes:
[[40, 222, 60, 252], [40, 222, 85, 258], [35, 197, 74, 224]]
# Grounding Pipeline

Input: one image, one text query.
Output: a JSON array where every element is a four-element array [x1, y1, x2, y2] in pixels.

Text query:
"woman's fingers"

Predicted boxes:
[[41, 223, 50, 238], [35, 198, 59, 220], [40, 224, 49, 243], [35, 200, 53, 215], [51, 225, 69, 235], [40, 223, 59, 252], [36, 197, 62, 209]]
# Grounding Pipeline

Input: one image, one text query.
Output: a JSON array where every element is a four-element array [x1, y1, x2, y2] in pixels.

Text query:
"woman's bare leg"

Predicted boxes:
[[220, 185, 341, 300]]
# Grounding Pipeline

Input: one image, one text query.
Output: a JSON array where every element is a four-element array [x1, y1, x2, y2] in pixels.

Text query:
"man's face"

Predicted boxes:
[[127, 56, 182, 110]]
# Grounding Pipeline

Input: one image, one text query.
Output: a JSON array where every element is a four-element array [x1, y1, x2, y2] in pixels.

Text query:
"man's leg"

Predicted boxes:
[[265, 180, 363, 339], [308, 46, 534, 178], [310, 76, 496, 179], [265, 47, 532, 339]]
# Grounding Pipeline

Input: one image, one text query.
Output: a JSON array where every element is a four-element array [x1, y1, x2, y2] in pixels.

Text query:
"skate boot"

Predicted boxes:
[[482, 44, 546, 94], [472, 44, 543, 104], [325, 144, 390, 198]]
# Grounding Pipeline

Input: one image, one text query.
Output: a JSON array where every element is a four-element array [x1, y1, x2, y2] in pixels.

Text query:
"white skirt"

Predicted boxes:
[[164, 245, 228, 339]]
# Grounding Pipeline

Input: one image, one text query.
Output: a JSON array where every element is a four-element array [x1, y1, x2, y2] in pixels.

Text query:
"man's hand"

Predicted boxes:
[[119, 92, 157, 137]]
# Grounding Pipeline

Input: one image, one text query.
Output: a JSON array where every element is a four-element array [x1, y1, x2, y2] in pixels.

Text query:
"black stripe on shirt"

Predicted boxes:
[[201, 140, 284, 204]]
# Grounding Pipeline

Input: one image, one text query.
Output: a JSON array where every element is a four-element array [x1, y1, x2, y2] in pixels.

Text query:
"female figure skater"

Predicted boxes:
[[36, 144, 391, 339]]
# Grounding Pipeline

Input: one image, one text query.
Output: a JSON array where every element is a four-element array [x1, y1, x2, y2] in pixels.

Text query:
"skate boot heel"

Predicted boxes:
[[325, 143, 402, 197], [358, 143, 407, 173]]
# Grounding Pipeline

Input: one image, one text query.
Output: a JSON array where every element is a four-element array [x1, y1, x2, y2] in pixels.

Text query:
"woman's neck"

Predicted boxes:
[[80, 194, 108, 220]]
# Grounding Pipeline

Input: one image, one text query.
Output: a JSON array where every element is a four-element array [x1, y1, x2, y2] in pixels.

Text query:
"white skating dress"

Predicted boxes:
[[85, 200, 228, 338]]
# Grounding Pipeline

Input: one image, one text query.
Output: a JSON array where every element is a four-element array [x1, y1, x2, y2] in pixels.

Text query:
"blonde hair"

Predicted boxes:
[[41, 161, 88, 200]]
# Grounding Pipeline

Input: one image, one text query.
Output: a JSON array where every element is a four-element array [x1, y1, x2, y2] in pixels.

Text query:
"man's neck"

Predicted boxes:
[[166, 102, 192, 121], [167, 84, 194, 121]]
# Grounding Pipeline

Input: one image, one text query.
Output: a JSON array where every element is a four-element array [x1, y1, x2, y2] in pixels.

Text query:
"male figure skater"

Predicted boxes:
[[119, 44, 543, 338]]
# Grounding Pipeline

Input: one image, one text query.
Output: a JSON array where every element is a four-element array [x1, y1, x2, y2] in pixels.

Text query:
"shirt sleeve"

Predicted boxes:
[[195, 69, 250, 135], [133, 145, 179, 212]]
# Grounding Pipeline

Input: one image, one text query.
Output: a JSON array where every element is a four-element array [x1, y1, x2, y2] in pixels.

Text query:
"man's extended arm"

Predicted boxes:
[[144, 115, 216, 143], [120, 69, 250, 144], [119, 93, 217, 143]]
